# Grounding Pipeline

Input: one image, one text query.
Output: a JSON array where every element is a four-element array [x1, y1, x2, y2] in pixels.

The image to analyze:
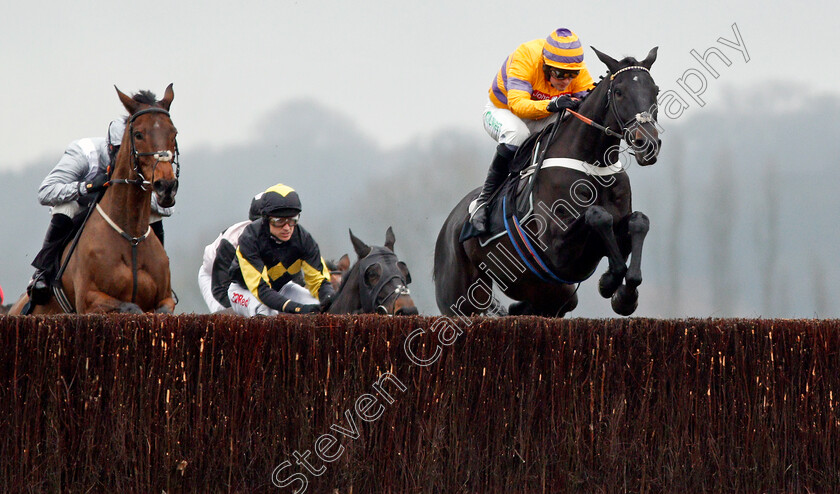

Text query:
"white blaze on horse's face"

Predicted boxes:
[[134, 111, 179, 207], [612, 70, 661, 166]]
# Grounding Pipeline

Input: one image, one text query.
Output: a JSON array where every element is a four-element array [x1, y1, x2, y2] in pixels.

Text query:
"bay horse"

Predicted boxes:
[[328, 228, 418, 315], [434, 47, 661, 317], [9, 85, 179, 314]]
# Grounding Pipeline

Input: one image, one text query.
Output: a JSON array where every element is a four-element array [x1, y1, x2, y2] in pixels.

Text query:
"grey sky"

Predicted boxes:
[[0, 0, 834, 172]]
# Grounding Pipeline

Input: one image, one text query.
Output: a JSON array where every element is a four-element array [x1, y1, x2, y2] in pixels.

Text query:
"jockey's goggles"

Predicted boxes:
[[548, 68, 579, 80], [268, 215, 299, 227]]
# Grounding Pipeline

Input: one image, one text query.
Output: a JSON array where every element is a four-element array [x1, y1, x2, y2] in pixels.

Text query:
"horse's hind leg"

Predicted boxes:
[[611, 211, 649, 316], [511, 283, 578, 317], [585, 206, 627, 298]]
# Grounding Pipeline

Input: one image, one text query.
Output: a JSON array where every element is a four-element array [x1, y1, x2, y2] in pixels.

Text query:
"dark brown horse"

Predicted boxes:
[[10, 85, 179, 314], [328, 228, 418, 315], [434, 48, 661, 317]]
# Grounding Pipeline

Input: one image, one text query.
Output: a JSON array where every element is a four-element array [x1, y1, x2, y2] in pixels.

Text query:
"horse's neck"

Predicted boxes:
[[551, 85, 617, 163], [330, 267, 360, 313], [98, 160, 152, 237]]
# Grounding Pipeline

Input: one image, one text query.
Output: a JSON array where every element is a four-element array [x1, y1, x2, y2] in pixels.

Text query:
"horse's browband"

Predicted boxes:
[[610, 65, 650, 80], [129, 107, 170, 122]]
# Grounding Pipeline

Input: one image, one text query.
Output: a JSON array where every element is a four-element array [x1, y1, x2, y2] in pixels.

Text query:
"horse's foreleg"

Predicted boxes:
[[610, 211, 649, 316], [624, 211, 649, 289], [84, 291, 141, 313], [585, 206, 627, 297], [156, 297, 176, 314]]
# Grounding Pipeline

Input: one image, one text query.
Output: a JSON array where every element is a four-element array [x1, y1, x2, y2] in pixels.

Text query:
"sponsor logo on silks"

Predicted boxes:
[[484, 111, 502, 133], [531, 90, 555, 101], [231, 293, 249, 307]]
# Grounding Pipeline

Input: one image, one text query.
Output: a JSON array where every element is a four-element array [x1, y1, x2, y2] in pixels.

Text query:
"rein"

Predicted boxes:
[[50, 189, 107, 313], [96, 203, 152, 303], [564, 108, 624, 138]]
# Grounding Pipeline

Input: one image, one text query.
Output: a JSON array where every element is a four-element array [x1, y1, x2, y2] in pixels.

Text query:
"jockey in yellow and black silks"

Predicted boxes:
[[227, 183, 336, 316], [470, 28, 597, 233]]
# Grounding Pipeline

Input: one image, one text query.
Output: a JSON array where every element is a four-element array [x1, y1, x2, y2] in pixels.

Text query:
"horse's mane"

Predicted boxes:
[[591, 56, 642, 89], [336, 260, 359, 293], [115, 90, 161, 125], [585, 56, 644, 104], [616, 56, 640, 66], [132, 90, 158, 106]]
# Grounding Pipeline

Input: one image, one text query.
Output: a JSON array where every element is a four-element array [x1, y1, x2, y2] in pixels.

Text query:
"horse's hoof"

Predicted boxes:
[[492, 302, 509, 317], [118, 302, 143, 314], [598, 272, 622, 298], [611, 285, 638, 316], [555, 291, 578, 317], [508, 301, 531, 315]]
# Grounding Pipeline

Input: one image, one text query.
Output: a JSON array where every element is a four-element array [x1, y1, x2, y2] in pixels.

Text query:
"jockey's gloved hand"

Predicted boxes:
[[283, 300, 321, 314], [546, 95, 581, 113], [319, 292, 335, 313], [80, 173, 109, 195]]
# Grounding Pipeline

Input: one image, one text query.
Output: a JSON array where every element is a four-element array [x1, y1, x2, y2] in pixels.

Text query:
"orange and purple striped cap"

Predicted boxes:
[[542, 28, 584, 70]]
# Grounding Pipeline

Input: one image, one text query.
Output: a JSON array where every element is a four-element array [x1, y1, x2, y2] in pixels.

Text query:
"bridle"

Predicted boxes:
[[109, 107, 180, 190], [98, 107, 179, 304], [565, 65, 656, 140], [357, 249, 411, 315]]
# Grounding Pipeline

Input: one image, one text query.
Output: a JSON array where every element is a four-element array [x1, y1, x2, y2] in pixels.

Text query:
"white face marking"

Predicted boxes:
[[633, 75, 639, 81]]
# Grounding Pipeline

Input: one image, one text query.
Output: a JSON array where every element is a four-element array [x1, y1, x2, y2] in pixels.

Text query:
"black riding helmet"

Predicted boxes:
[[249, 192, 264, 221], [260, 183, 302, 218]]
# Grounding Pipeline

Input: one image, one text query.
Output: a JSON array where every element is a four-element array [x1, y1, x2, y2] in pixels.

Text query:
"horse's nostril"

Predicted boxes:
[[154, 179, 178, 195], [396, 306, 419, 316]]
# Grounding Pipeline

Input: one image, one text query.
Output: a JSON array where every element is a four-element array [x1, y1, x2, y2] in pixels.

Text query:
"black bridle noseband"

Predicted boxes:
[[109, 107, 180, 190], [358, 249, 411, 315], [606, 65, 656, 137]]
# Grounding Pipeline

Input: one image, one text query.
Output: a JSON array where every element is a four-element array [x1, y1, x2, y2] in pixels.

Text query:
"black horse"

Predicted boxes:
[[434, 47, 661, 317], [329, 227, 418, 315]]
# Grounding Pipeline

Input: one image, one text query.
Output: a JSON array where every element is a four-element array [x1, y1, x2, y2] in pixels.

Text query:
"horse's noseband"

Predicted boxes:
[[111, 107, 180, 191], [375, 285, 412, 315], [604, 65, 657, 137], [358, 248, 411, 316]]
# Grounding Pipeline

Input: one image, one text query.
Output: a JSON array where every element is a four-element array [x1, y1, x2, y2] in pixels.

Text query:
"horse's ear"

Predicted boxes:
[[338, 254, 351, 271], [398, 261, 412, 285], [349, 229, 371, 258], [116, 86, 140, 115], [384, 226, 395, 251], [591, 46, 620, 74], [159, 83, 175, 111], [640, 47, 658, 69]]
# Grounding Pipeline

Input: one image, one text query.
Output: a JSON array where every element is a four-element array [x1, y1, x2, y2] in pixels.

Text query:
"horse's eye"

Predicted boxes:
[[134, 132, 143, 140], [614, 89, 623, 97]]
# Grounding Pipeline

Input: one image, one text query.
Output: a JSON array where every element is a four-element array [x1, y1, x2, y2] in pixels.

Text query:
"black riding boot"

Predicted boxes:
[[469, 143, 516, 232], [151, 220, 164, 247], [27, 213, 75, 304]]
